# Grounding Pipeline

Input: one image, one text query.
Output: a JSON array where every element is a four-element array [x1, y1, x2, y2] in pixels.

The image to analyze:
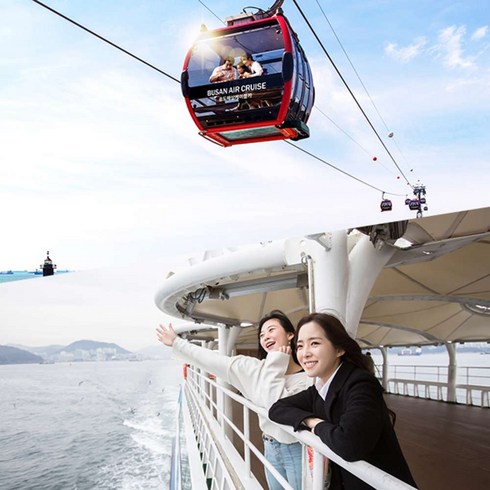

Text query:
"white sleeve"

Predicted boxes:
[[172, 337, 232, 382], [252, 61, 263, 76], [227, 351, 290, 408], [173, 337, 291, 408]]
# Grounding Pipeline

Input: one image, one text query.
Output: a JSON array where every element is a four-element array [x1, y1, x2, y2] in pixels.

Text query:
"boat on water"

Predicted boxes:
[[154, 206, 490, 489]]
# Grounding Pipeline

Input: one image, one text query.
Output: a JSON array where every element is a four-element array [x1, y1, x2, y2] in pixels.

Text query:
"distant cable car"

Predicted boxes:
[[408, 199, 420, 211], [380, 198, 392, 212], [180, 3, 314, 147]]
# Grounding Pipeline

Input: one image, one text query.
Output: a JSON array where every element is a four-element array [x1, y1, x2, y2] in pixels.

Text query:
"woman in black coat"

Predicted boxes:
[[268, 313, 417, 489]]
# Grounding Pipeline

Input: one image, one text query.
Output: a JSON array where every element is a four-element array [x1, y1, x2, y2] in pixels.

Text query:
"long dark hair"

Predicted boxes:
[[296, 313, 371, 372], [257, 310, 298, 364]]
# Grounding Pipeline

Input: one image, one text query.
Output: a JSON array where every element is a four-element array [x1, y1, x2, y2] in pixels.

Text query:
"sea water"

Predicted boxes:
[[0, 360, 187, 490], [1, 354, 489, 489]]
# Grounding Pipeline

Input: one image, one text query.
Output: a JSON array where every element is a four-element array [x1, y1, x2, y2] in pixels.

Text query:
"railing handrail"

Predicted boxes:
[[169, 385, 183, 490], [187, 366, 416, 490]]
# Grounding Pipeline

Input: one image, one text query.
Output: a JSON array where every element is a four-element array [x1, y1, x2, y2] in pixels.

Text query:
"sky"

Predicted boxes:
[[0, 0, 489, 350]]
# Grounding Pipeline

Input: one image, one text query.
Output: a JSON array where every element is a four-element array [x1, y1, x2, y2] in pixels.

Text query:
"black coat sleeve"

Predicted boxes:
[[268, 386, 318, 431], [314, 375, 385, 462]]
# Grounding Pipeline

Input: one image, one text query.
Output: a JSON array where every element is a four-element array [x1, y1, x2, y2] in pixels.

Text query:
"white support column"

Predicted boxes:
[[287, 232, 396, 340], [446, 342, 457, 402], [380, 346, 389, 391], [226, 325, 242, 354], [219, 325, 238, 439], [345, 235, 396, 338], [200, 340, 210, 407], [217, 325, 229, 436], [300, 231, 349, 325]]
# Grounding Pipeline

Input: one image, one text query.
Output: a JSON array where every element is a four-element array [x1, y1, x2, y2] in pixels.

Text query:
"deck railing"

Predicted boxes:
[[170, 385, 183, 490], [380, 364, 490, 407], [181, 365, 417, 490]]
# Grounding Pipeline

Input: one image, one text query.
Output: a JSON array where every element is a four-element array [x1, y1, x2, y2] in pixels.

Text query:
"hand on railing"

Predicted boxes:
[[304, 416, 324, 431], [156, 323, 178, 347]]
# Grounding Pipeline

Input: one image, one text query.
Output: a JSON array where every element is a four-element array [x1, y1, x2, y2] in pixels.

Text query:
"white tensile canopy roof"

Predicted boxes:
[[155, 207, 490, 348]]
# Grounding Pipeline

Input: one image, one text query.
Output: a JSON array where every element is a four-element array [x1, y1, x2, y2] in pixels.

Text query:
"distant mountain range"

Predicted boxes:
[[0, 345, 44, 365], [1, 340, 172, 365]]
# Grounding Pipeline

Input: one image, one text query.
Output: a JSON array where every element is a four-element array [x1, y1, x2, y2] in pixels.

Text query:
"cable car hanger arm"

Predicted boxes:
[[243, 1, 285, 18]]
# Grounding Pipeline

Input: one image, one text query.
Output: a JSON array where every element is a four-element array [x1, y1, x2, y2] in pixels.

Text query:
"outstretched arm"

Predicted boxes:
[[156, 323, 177, 347], [157, 323, 233, 381]]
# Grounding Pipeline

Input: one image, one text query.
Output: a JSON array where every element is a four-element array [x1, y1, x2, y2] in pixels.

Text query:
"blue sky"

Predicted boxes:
[[0, 1, 489, 348]]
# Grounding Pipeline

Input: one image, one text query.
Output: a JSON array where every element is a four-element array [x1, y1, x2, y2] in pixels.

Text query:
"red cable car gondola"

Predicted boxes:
[[180, 3, 314, 147]]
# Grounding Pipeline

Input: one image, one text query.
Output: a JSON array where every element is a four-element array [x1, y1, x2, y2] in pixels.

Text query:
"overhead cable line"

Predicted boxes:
[[32, 0, 404, 198], [31, 0, 180, 83], [315, 0, 390, 132], [315, 0, 417, 178], [292, 0, 413, 188], [197, 0, 226, 24], [285, 142, 405, 196], [314, 107, 400, 180]]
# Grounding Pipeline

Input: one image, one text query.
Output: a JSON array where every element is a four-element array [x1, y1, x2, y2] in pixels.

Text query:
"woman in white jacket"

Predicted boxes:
[[156, 310, 309, 490]]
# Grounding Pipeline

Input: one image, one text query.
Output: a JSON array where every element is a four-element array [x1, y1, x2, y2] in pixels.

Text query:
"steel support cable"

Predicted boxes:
[[314, 106, 400, 179], [292, 0, 413, 189], [285, 141, 405, 196], [197, 0, 226, 25], [31, 0, 180, 83], [32, 0, 405, 198], [314, 0, 390, 133], [314, 0, 417, 178]]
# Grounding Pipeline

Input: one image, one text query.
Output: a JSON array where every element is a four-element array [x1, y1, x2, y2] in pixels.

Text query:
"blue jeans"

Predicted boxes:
[[263, 436, 303, 490]]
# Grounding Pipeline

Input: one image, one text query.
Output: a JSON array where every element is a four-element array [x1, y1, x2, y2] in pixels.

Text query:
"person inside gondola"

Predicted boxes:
[[209, 56, 237, 83], [157, 310, 309, 490], [237, 61, 252, 78], [241, 53, 263, 76], [269, 313, 418, 490]]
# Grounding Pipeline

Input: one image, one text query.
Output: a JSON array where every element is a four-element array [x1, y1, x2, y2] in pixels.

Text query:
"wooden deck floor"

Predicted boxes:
[[385, 394, 490, 490]]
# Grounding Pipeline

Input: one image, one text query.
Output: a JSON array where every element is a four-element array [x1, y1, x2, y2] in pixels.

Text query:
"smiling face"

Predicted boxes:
[[259, 318, 294, 353], [296, 321, 345, 384]]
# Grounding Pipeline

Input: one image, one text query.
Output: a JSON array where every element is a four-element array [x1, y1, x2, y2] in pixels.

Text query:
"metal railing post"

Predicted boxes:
[[243, 405, 251, 477], [170, 386, 182, 490], [312, 449, 326, 489]]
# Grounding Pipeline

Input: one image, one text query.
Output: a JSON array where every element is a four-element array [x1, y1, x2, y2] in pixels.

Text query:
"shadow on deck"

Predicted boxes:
[[385, 394, 490, 489]]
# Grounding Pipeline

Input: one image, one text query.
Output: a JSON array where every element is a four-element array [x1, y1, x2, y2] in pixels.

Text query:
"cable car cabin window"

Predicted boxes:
[[294, 43, 309, 121], [288, 43, 303, 120], [184, 23, 286, 130]]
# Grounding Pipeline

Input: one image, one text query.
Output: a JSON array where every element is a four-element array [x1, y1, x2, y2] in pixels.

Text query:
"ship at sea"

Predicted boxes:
[[0, 252, 71, 284]]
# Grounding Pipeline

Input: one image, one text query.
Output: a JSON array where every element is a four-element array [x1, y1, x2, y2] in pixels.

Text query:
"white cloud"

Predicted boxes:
[[435, 25, 475, 69], [384, 37, 427, 63], [471, 26, 487, 41]]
